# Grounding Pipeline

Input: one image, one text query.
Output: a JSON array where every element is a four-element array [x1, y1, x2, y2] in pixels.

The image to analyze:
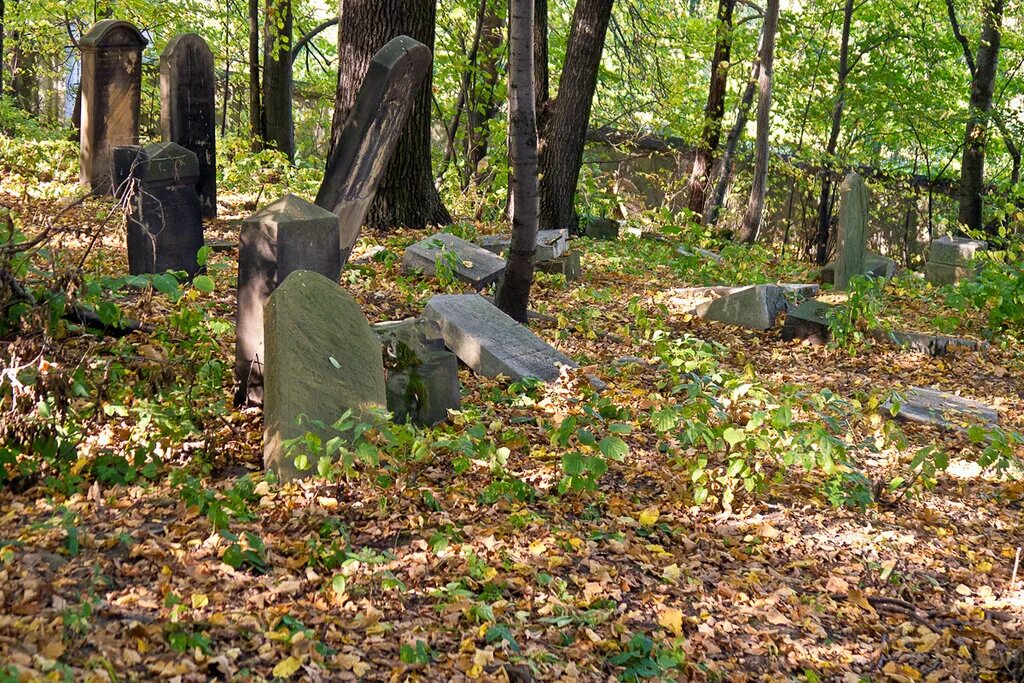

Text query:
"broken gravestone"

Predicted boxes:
[[886, 386, 999, 431], [781, 299, 836, 344], [263, 270, 386, 481], [872, 330, 989, 357], [925, 235, 988, 285], [423, 294, 576, 382], [118, 142, 205, 279], [160, 33, 217, 218], [403, 233, 507, 289], [834, 172, 868, 290], [536, 250, 583, 282], [667, 284, 816, 330], [677, 245, 724, 264], [235, 194, 342, 405], [820, 252, 896, 286], [476, 229, 568, 261], [373, 318, 460, 426], [582, 216, 620, 240], [314, 36, 431, 267]]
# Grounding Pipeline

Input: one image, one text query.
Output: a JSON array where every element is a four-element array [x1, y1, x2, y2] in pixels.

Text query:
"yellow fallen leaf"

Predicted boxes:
[[272, 656, 302, 678], [766, 608, 790, 625], [847, 589, 876, 615], [190, 593, 209, 609], [662, 563, 682, 583], [639, 506, 660, 527], [659, 607, 684, 636]]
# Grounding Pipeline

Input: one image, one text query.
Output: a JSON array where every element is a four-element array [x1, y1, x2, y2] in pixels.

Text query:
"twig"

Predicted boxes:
[[1012, 547, 1021, 593]]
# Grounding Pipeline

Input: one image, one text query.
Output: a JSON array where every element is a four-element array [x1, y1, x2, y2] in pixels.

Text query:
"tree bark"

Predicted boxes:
[[263, 0, 293, 159], [537, 0, 614, 232], [329, 0, 451, 229], [248, 0, 263, 150], [534, 0, 549, 115], [956, 0, 1004, 232], [465, 0, 504, 187], [736, 0, 779, 243], [495, 0, 539, 323], [0, 0, 5, 97], [814, 0, 854, 265], [685, 0, 737, 219]]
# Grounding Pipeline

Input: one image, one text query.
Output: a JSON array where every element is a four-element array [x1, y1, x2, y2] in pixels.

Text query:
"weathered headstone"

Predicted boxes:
[[402, 233, 507, 289], [315, 36, 432, 267], [235, 194, 342, 405], [925, 235, 987, 285], [834, 172, 868, 290], [263, 270, 386, 481], [160, 33, 217, 218], [373, 318, 460, 426], [677, 245, 723, 263], [872, 330, 989, 356], [476, 229, 569, 261], [119, 142, 205, 278], [536, 250, 582, 281], [701, 285, 790, 330], [820, 252, 895, 285], [781, 299, 835, 344], [79, 20, 147, 194], [423, 294, 577, 382], [886, 387, 999, 431], [582, 215, 620, 240]]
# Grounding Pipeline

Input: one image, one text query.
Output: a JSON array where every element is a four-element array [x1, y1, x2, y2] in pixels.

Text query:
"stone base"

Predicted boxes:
[[536, 251, 582, 281], [925, 261, 976, 285]]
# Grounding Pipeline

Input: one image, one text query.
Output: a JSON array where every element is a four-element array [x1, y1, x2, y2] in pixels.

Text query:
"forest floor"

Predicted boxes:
[[2, 179, 1024, 682]]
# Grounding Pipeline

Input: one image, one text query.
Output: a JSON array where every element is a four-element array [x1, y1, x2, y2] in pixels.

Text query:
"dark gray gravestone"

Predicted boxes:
[[781, 300, 835, 344], [886, 387, 998, 431], [119, 142, 205, 278], [80, 20, 147, 194], [834, 172, 868, 290], [476, 229, 568, 261], [536, 250, 582, 281], [315, 36, 431, 267], [263, 271, 386, 481], [161, 33, 217, 218], [235, 194, 342, 406], [582, 216, 619, 240], [373, 318, 460, 426], [694, 285, 789, 330], [820, 252, 895, 285], [402, 233, 507, 289]]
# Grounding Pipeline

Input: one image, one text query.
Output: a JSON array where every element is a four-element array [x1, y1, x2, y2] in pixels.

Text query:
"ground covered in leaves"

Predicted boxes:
[[2, 174, 1024, 682]]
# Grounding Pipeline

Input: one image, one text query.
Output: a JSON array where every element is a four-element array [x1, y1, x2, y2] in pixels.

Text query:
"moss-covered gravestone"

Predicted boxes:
[[373, 318, 460, 426], [263, 271, 385, 481], [834, 172, 868, 291]]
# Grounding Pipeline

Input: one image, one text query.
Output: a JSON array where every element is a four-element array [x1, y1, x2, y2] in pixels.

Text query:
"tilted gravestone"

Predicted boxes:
[[161, 33, 217, 218], [235, 194, 342, 405], [423, 294, 576, 382], [373, 318, 460, 426], [536, 250, 582, 281], [476, 229, 569, 261], [781, 299, 836, 344], [315, 36, 432, 267], [820, 252, 895, 285], [79, 20, 147, 194], [925, 235, 988, 285], [118, 142, 205, 279], [263, 270, 386, 481], [403, 233, 507, 290], [582, 215, 620, 240], [885, 386, 998, 431], [834, 172, 868, 290]]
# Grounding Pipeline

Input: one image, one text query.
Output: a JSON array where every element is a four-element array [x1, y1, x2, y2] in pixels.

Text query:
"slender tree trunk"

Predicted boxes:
[[329, 0, 451, 229], [814, 0, 853, 265], [465, 1, 504, 187], [534, 0, 548, 114], [957, 0, 1004, 232], [438, 0, 489, 183], [495, 0, 538, 323], [537, 0, 614, 232], [736, 0, 779, 243], [685, 0, 736, 219], [0, 0, 5, 97], [263, 0, 293, 159], [248, 0, 262, 150]]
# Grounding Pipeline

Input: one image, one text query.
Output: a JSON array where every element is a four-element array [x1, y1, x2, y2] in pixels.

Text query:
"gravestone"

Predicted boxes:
[[583, 215, 620, 240], [536, 250, 582, 281], [118, 142, 205, 279], [402, 233, 507, 289], [263, 271, 386, 480], [834, 172, 868, 290], [161, 33, 217, 218], [925, 236, 987, 285], [701, 285, 789, 330], [677, 245, 723, 263], [781, 300, 836, 344], [423, 294, 577, 382], [79, 20, 147, 194], [476, 229, 569, 261], [373, 318, 460, 426], [315, 36, 432, 267], [820, 252, 895, 285], [872, 330, 989, 357], [235, 194, 342, 405], [886, 387, 999, 431]]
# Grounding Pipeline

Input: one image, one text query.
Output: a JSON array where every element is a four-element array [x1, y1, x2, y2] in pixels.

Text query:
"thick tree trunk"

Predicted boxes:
[[957, 0, 1003, 233], [495, 0, 539, 323], [736, 0, 779, 243], [537, 0, 614, 232], [465, 0, 504, 187], [685, 0, 736, 219], [814, 0, 853, 265], [248, 0, 262, 150], [329, 0, 451, 229], [263, 0, 293, 159]]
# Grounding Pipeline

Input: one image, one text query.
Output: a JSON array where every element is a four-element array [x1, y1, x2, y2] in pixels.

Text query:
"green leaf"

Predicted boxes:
[[598, 436, 629, 461], [192, 274, 215, 293], [722, 427, 746, 447]]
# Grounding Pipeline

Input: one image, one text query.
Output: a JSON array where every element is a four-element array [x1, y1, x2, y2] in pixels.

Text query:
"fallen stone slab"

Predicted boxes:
[[373, 317, 460, 426], [928, 235, 987, 267], [779, 283, 820, 302], [403, 233, 507, 290], [677, 245, 723, 263], [820, 252, 896, 286], [871, 329, 989, 356], [886, 386, 999, 431], [781, 299, 836, 344], [204, 238, 235, 252], [476, 229, 568, 261], [423, 294, 577, 382], [350, 244, 387, 266], [536, 250, 582, 281]]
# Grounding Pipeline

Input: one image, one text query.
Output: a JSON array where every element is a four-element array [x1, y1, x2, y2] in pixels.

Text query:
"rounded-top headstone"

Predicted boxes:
[[80, 19, 147, 48]]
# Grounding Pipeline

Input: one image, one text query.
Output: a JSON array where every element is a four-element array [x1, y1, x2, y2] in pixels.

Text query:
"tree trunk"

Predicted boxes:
[[537, 0, 614, 232], [685, 0, 736, 219], [0, 0, 5, 97], [439, 0, 489, 183], [329, 0, 451, 229], [814, 0, 853, 265], [957, 0, 1004, 233], [263, 0, 293, 159], [465, 0, 504, 187], [248, 0, 262, 150], [736, 0, 779, 243], [495, 0, 539, 323], [534, 0, 548, 114]]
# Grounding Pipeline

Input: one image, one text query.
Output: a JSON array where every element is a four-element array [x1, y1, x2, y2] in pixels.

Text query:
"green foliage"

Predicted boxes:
[[827, 275, 886, 353], [950, 251, 1024, 339], [607, 633, 685, 681]]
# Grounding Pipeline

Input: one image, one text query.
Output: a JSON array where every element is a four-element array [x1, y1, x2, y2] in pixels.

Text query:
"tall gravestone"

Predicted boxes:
[[235, 195, 342, 406], [314, 36, 431, 267], [160, 33, 217, 218], [79, 20, 147, 194], [263, 271, 386, 481], [119, 142, 205, 278], [834, 172, 868, 290]]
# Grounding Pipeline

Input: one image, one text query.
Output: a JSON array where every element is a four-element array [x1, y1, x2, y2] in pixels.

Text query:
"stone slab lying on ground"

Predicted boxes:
[[205, 239, 235, 252], [373, 317, 460, 426], [667, 285, 788, 330], [886, 386, 999, 431], [476, 229, 568, 261], [929, 235, 987, 267], [350, 245, 387, 266], [536, 250, 582, 281], [781, 299, 836, 344], [582, 216, 619, 240], [423, 294, 577, 382], [677, 245, 723, 263], [871, 330, 989, 356], [402, 233, 507, 290], [779, 283, 821, 301], [262, 270, 386, 481], [820, 252, 896, 286], [925, 261, 976, 286]]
